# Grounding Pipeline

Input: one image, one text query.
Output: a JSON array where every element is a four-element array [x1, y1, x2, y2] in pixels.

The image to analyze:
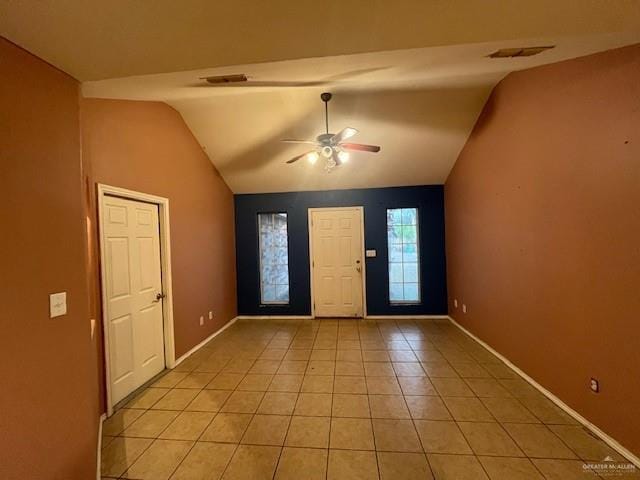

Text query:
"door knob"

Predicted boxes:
[[153, 292, 166, 303]]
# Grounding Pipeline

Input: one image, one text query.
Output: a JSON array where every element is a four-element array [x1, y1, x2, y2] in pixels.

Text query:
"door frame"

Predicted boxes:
[[97, 183, 176, 416], [307, 206, 367, 318]]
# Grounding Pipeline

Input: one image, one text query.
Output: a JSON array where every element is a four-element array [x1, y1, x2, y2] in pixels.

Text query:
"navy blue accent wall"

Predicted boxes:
[[234, 185, 447, 316]]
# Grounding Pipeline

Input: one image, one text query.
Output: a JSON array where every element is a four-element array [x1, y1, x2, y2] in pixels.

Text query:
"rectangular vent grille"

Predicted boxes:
[[488, 46, 554, 58], [201, 74, 248, 84]]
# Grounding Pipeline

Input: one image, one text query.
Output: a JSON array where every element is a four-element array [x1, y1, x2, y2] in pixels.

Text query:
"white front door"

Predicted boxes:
[[102, 195, 165, 404], [310, 208, 364, 317]]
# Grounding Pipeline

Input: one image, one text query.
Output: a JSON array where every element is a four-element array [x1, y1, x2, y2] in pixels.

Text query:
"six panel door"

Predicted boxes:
[[102, 195, 165, 404], [311, 208, 364, 317]]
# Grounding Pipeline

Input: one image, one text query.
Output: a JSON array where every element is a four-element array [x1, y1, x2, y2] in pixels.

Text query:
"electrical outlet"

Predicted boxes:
[[590, 378, 600, 393], [199, 316, 204, 326], [454, 299, 458, 308], [209, 311, 213, 320], [462, 304, 467, 314]]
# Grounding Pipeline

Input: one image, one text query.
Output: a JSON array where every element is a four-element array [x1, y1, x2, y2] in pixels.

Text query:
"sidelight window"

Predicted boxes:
[[387, 208, 421, 303], [258, 213, 290, 304]]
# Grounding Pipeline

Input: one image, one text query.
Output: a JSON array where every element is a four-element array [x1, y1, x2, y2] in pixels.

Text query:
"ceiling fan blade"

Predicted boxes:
[[281, 139, 319, 145], [340, 143, 381, 153], [331, 127, 358, 144], [286, 150, 316, 164]]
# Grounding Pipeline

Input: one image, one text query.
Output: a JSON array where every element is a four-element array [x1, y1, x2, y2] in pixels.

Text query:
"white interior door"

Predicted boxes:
[[102, 195, 165, 405], [310, 208, 364, 317]]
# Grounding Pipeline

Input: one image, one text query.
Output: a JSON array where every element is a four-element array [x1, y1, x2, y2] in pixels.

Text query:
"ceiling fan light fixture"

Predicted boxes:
[[321, 145, 333, 158], [337, 150, 350, 163], [307, 151, 319, 164]]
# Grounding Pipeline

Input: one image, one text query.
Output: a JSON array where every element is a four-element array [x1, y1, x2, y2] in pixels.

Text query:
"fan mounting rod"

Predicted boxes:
[[321, 92, 332, 134]]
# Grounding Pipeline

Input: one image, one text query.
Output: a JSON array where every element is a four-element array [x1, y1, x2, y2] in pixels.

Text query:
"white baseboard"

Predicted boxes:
[[96, 413, 107, 480], [365, 315, 450, 320], [236, 315, 314, 320], [448, 315, 640, 468], [173, 316, 238, 366]]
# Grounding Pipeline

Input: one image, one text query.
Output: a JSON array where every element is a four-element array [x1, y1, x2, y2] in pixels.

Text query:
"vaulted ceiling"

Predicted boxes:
[[2, 1, 639, 193]]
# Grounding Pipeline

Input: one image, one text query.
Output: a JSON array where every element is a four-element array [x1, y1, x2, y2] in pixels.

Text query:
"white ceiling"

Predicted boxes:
[[2, 1, 639, 193]]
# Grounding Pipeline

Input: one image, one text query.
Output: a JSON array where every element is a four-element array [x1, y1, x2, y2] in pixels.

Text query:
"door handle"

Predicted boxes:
[[356, 266, 362, 273], [153, 292, 166, 303]]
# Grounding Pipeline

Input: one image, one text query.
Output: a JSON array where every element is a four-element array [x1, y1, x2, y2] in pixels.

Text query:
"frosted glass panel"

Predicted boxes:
[[387, 208, 421, 303], [259, 213, 289, 304]]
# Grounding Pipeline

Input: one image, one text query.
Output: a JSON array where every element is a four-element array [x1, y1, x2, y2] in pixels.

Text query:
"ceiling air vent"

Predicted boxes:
[[488, 46, 555, 58], [200, 74, 248, 84]]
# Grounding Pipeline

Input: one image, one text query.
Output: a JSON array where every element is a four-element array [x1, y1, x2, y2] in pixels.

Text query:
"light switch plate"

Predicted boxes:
[[50, 292, 67, 318], [365, 249, 377, 258]]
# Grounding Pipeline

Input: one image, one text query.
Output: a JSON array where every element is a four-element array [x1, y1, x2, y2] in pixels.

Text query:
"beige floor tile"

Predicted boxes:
[[389, 351, 419, 362], [337, 349, 363, 362], [335, 361, 365, 376], [152, 388, 199, 410], [170, 441, 236, 480], [103, 408, 145, 436], [503, 423, 577, 459], [268, 374, 304, 392], [548, 424, 625, 461], [277, 361, 308, 375], [362, 350, 390, 362], [372, 419, 422, 452], [337, 339, 361, 350], [220, 391, 264, 414], [442, 397, 494, 422], [101, 437, 152, 477], [405, 395, 452, 420], [499, 378, 543, 398], [482, 363, 519, 380], [334, 375, 367, 394], [124, 388, 170, 409], [260, 349, 288, 360], [175, 373, 216, 389], [368, 395, 410, 419], [377, 452, 433, 480], [451, 363, 491, 379], [422, 362, 459, 378], [294, 392, 332, 416], [361, 341, 387, 351], [431, 377, 475, 397], [123, 410, 180, 438], [285, 416, 331, 448], [152, 371, 189, 388], [479, 456, 544, 480], [241, 414, 291, 446], [330, 418, 375, 450], [327, 449, 379, 480], [206, 373, 244, 390], [187, 390, 233, 412], [480, 397, 539, 423], [249, 360, 280, 375], [427, 454, 489, 480], [257, 392, 298, 415], [532, 459, 602, 479], [314, 340, 338, 350], [363, 362, 395, 376], [306, 360, 336, 375], [386, 340, 411, 350], [457, 421, 524, 457], [201, 413, 252, 443], [465, 378, 513, 398], [414, 420, 472, 454], [332, 394, 370, 418], [414, 350, 446, 363], [301, 375, 334, 393], [309, 349, 336, 361], [398, 377, 437, 396], [392, 362, 426, 376], [158, 411, 214, 441], [366, 377, 401, 395], [236, 374, 274, 391], [283, 349, 311, 361], [222, 445, 281, 480], [275, 447, 328, 480], [122, 439, 192, 480], [518, 396, 578, 425]]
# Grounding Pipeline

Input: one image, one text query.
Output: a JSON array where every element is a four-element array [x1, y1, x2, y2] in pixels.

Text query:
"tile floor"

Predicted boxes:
[[101, 318, 636, 480]]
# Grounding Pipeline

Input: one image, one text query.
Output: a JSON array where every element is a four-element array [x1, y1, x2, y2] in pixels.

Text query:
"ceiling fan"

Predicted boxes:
[[282, 92, 381, 172]]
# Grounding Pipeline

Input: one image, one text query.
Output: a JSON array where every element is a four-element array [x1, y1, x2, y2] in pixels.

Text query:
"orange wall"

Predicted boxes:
[[0, 38, 101, 479], [446, 44, 640, 456], [81, 99, 237, 373]]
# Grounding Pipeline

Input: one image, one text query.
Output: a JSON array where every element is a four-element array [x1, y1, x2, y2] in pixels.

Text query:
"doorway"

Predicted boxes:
[[308, 207, 366, 318], [98, 184, 176, 415]]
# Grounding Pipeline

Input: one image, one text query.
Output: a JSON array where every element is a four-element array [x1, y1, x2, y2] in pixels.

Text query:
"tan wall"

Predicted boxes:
[[0, 38, 100, 478], [445, 44, 640, 456], [81, 100, 237, 404]]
